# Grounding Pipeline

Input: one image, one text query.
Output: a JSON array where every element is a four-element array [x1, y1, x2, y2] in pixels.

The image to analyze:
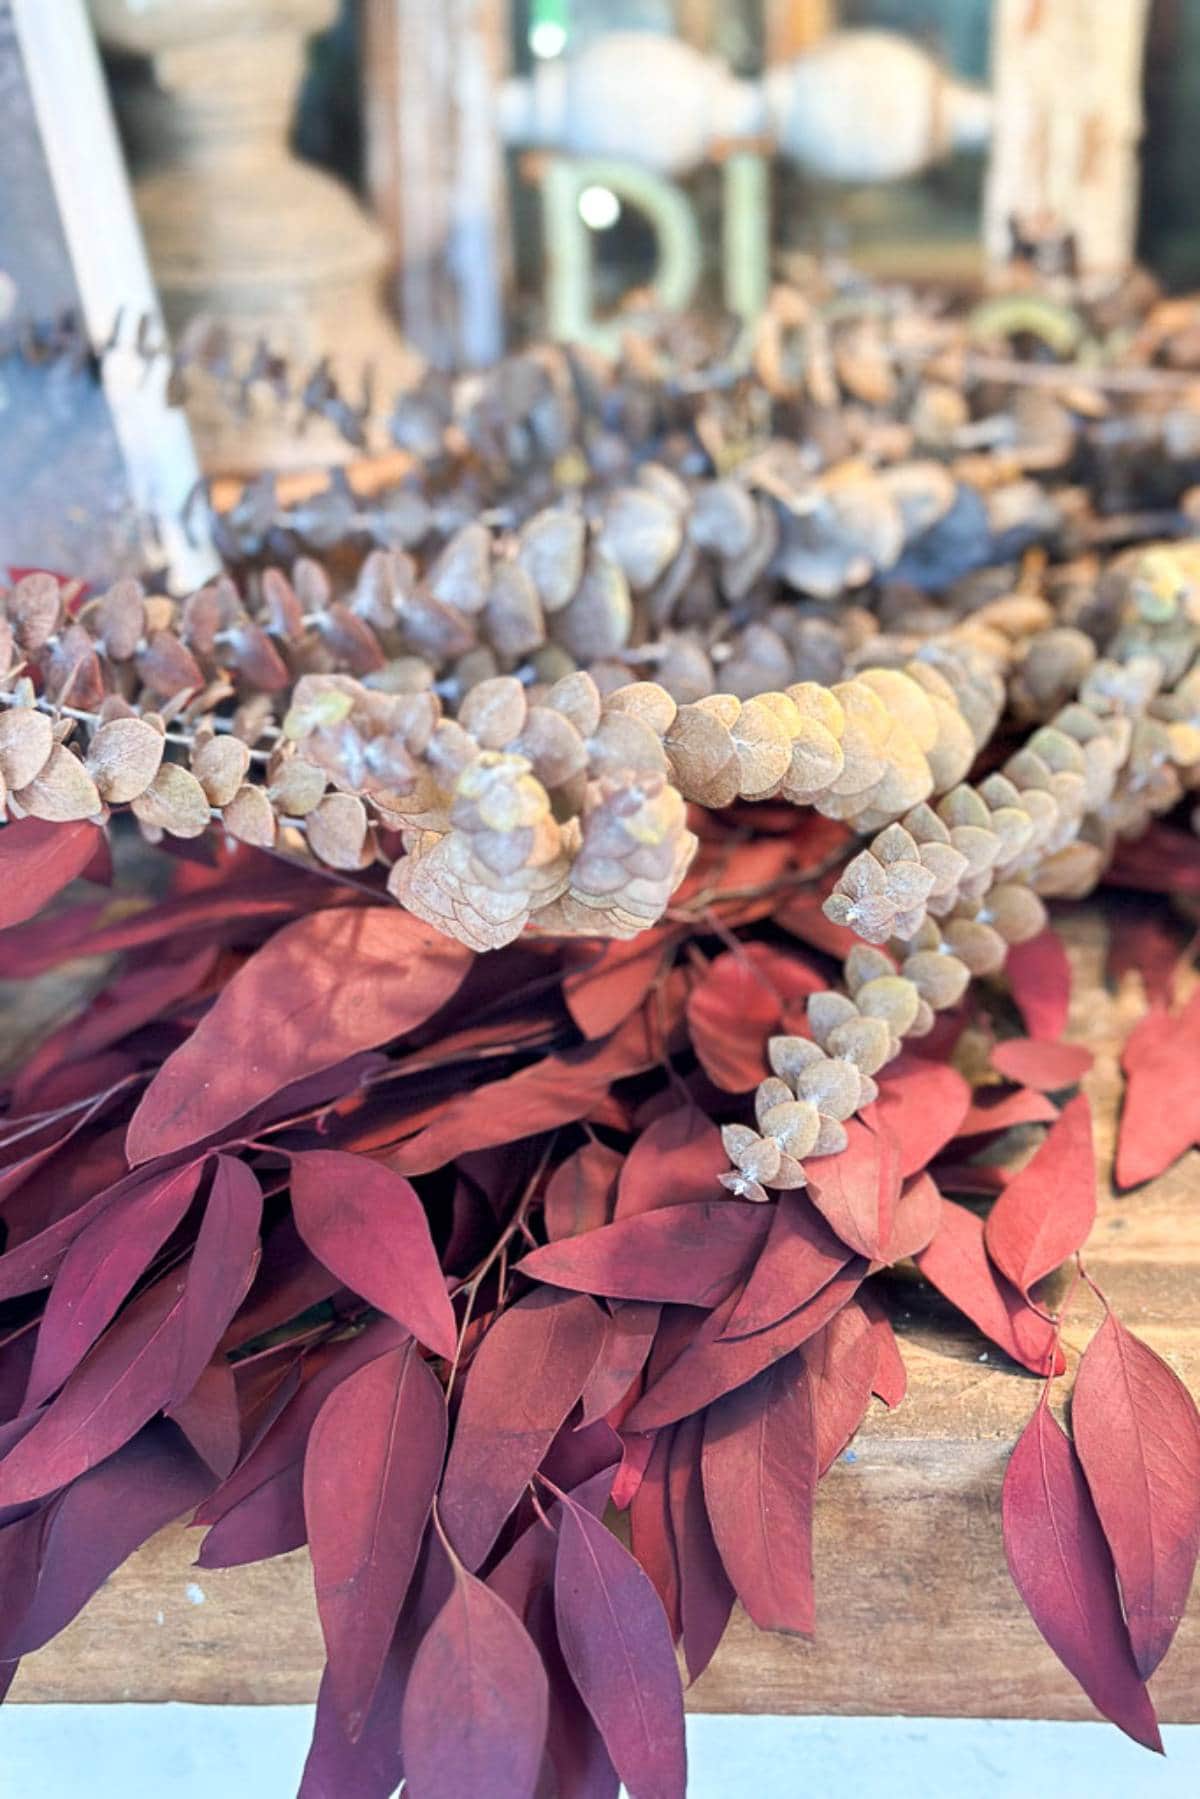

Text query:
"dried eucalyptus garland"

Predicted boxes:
[[2, 271, 1200, 1797]]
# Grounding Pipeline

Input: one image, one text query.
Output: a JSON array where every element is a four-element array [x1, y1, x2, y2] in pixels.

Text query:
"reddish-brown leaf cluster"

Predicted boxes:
[[0, 810, 1198, 1795]]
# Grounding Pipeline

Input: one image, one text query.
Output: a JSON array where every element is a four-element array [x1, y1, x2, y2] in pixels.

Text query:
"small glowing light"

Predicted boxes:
[[578, 185, 621, 231], [529, 20, 567, 58]]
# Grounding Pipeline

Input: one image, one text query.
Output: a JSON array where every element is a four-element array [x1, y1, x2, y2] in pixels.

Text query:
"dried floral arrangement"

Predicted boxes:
[[3, 271, 1200, 1796]]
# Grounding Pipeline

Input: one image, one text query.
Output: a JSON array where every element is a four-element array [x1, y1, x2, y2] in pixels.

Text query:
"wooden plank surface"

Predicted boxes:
[[7, 906, 1200, 1719]]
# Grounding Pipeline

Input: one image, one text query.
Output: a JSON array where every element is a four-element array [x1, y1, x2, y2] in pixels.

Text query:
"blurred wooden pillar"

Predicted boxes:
[[764, 0, 831, 64], [362, 0, 511, 369], [984, 0, 1151, 278]]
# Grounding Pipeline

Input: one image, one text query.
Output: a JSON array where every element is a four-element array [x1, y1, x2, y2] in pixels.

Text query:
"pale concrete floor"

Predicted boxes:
[[0, 1710, 1197, 1797]]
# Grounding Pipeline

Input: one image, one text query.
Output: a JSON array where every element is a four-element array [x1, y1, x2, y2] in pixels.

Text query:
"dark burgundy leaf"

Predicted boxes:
[[1106, 902, 1191, 1009], [702, 1350, 816, 1635], [626, 1260, 867, 1431], [126, 907, 472, 1164], [806, 1120, 901, 1262], [1074, 1312, 1200, 1679], [1116, 991, 1200, 1189], [0, 1238, 249, 1506], [629, 1427, 680, 1636], [956, 1087, 1060, 1139], [686, 951, 780, 1091], [914, 1198, 1063, 1377], [615, 1106, 726, 1218], [719, 1193, 849, 1339], [290, 1150, 455, 1358], [0, 818, 101, 931], [666, 1414, 734, 1683], [1006, 928, 1071, 1041], [864, 1298, 907, 1409], [167, 1360, 241, 1478], [305, 1340, 446, 1737], [24, 1161, 203, 1409], [173, 1156, 264, 1400], [990, 1038, 1093, 1092], [298, 1643, 406, 1799], [554, 1496, 687, 1799], [401, 1558, 549, 1799], [984, 1096, 1095, 1296], [196, 1464, 307, 1568], [544, 1142, 621, 1241], [861, 1057, 971, 1178], [518, 1202, 769, 1307], [390, 1018, 661, 1177], [880, 1171, 942, 1264], [565, 930, 675, 1040], [0, 1422, 211, 1658], [440, 1288, 606, 1569], [805, 1302, 879, 1475], [1003, 1403, 1161, 1750], [579, 1301, 661, 1427]]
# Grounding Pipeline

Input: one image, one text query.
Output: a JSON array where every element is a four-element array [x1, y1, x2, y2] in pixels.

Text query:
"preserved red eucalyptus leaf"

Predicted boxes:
[[305, 1340, 446, 1738], [611, 1429, 656, 1511], [860, 1056, 971, 1178], [915, 1199, 1063, 1376], [864, 1298, 907, 1408], [702, 1350, 817, 1635], [806, 1119, 902, 1262], [0, 1243, 248, 1505], [719, 1193, 849, 1340], [126, 907, 472, 1165], [1005, 928, 1071, 1041], [989, 1038, 1093, 1092], [554, 1496, 687, 1799], [0, 817, 101, 931], [985, 1096, 1095, 1296], [629, 1427, 680, 1636], [517, 1201, 769, 1308], [1003, 1403, 1162, 1751], [298, 1637, 406, 1799], [173, 1156, 264, 1401], [627, 1259, 866, 1432], [0, 1422, 211, 1659], [614, 1106, 726, 1218], [0, 1079, 137, 1210], [956, 1087, 1059, 1139], [390, 1015, 661, 1177], [401, 1557, 549, 1799], [194, 1319, 406, 1538], [1073, 1312, 1200, 1679], [167, 1360, 241, 1479], [806, 1302, 880, 1475], [544, 1142, 621, 1241], [11, 946, 218, 1112], [666, 1413, 734, 1684], [1116, 991, 1200, 1189], [221, 1215, 342, 1354], [524, 1583, 621, 1799], [197, 1462, 307, 1569], [880, 1171, 942, 1264], [685, 960, 775, 1095], [564, 929, 676, 1040], [440, 1288, 606, 1569], [23, 1161, 204, 1409], [289, 1150, 455, 1359], [578, 1301, 661, 1427]]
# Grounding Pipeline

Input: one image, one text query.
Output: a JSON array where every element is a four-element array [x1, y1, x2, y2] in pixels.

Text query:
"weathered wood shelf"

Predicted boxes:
[[7, 909, 1200, 1720]]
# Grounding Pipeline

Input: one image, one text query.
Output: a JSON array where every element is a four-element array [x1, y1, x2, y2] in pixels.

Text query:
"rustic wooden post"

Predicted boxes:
[[984, 0, 1151, 278], [362, 0, 511, 370]]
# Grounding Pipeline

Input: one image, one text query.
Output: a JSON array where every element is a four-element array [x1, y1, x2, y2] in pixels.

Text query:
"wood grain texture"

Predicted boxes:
[[8, 905, 1200, 1719]]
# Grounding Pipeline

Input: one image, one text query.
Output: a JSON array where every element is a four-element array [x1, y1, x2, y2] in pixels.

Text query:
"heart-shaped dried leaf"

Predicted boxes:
[[14, 746, 101, 823], [131, 763, 210, 838], [85, 717, 164, 804], [0, 706, 54, 789]]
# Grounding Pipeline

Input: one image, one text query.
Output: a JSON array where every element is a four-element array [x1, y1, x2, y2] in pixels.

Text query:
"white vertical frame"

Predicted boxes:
[[10, 0, 216, 588]]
